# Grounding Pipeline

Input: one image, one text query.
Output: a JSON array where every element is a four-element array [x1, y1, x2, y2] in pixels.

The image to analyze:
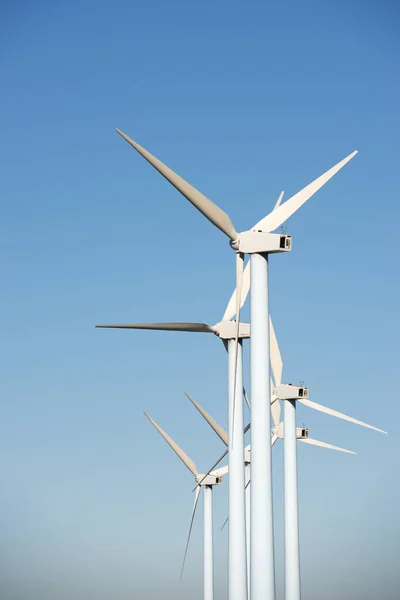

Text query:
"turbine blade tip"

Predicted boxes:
[[143, 412, 154, 424]]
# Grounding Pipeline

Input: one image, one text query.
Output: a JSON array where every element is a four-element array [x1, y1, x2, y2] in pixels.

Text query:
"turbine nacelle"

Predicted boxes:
[[230, 231, 292, 254], [297, 427, 309, 439], [196, 473, 223, 486], [275, 384, 309, 400], [273, 422, 309, 439], [214, 320, 250, 340]]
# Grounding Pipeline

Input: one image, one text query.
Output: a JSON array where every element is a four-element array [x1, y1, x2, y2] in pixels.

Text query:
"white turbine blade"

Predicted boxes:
[[180, 485, 201, 579], [116, 129, 238, 241], [243, 387, 251, 409], [271, 401, 281, 428], [271, 433, 278, 446], [252, 151, 358, 232], [185, 392, 228, 446], [269, 317, 283, 387], [274, 190, 284, 210], [222, 260, 250, 322], [231, 251, 245, 440], [299, 437, 356, 455], [213, 464, 229, 477], [221, 516, 229, 531], [194, 423, 250, 491], [144, 413, 198, 476], [299, 399, 387, 434], [270, 377, 281, 427], [96, 322, 217, 333], [192, 447, 228, 492]]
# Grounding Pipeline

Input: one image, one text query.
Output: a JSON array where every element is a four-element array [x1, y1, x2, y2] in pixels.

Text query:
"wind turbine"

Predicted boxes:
[[106, 129, 357, 600], [144, 412, 228, 600], [96, 192, 284, 600], [98, 305, 251, 600], [96, 190, 286, 600], [269, 317, 387, 600], [185, 391, 251, 599]]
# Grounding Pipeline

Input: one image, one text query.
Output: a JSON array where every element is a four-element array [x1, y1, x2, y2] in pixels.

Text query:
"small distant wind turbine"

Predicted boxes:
[[108, 129, 357, 600], [269, 317, 387, 600], [144, 413, 227, 600], [185, 391, 251, 599]]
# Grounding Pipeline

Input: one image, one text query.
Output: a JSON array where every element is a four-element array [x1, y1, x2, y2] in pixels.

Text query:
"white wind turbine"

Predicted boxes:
[[98, 300, 251, 600], [269, 317, 387, 600], [185, 391, 251, 599], [103, 129, 357, 600], [97, 192, 284, 600], [144, 412, 228, 600]]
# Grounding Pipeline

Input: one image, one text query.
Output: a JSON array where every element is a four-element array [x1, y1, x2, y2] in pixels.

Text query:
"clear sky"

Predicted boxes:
[[1, 1, 399, 599]]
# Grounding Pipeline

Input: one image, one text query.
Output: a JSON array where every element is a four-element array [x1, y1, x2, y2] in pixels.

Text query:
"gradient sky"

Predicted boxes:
[[1, 1, 399, 599]]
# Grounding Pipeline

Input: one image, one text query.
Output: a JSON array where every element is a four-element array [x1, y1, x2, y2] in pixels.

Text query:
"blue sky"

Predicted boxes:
[[1, 1, 399, 598]]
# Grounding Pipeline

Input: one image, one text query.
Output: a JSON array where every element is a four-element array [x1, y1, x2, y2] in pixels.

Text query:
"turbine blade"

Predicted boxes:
[[192, 448, 228, 492], [180, 486, 201, 579], [144, 413, 198, 476], [252, 151, 358, 232], [274, 190, 284, 210], [96, 322, 217, 333], [213, 464, 229, 477], [231, 252, 244, 441], [299, 399, 387, 434], [270, 377, 281, 427], [222, 260, 250, 322], [243, 386, 251, 409], [116, 129, 238, 241], [271, 402, 281, 429], [221, 516, 229, 531], [299, 437, 356, 455], [271, 433, 278, 446], [269, 317, 283, 387], [185, 392, 228, 446]]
